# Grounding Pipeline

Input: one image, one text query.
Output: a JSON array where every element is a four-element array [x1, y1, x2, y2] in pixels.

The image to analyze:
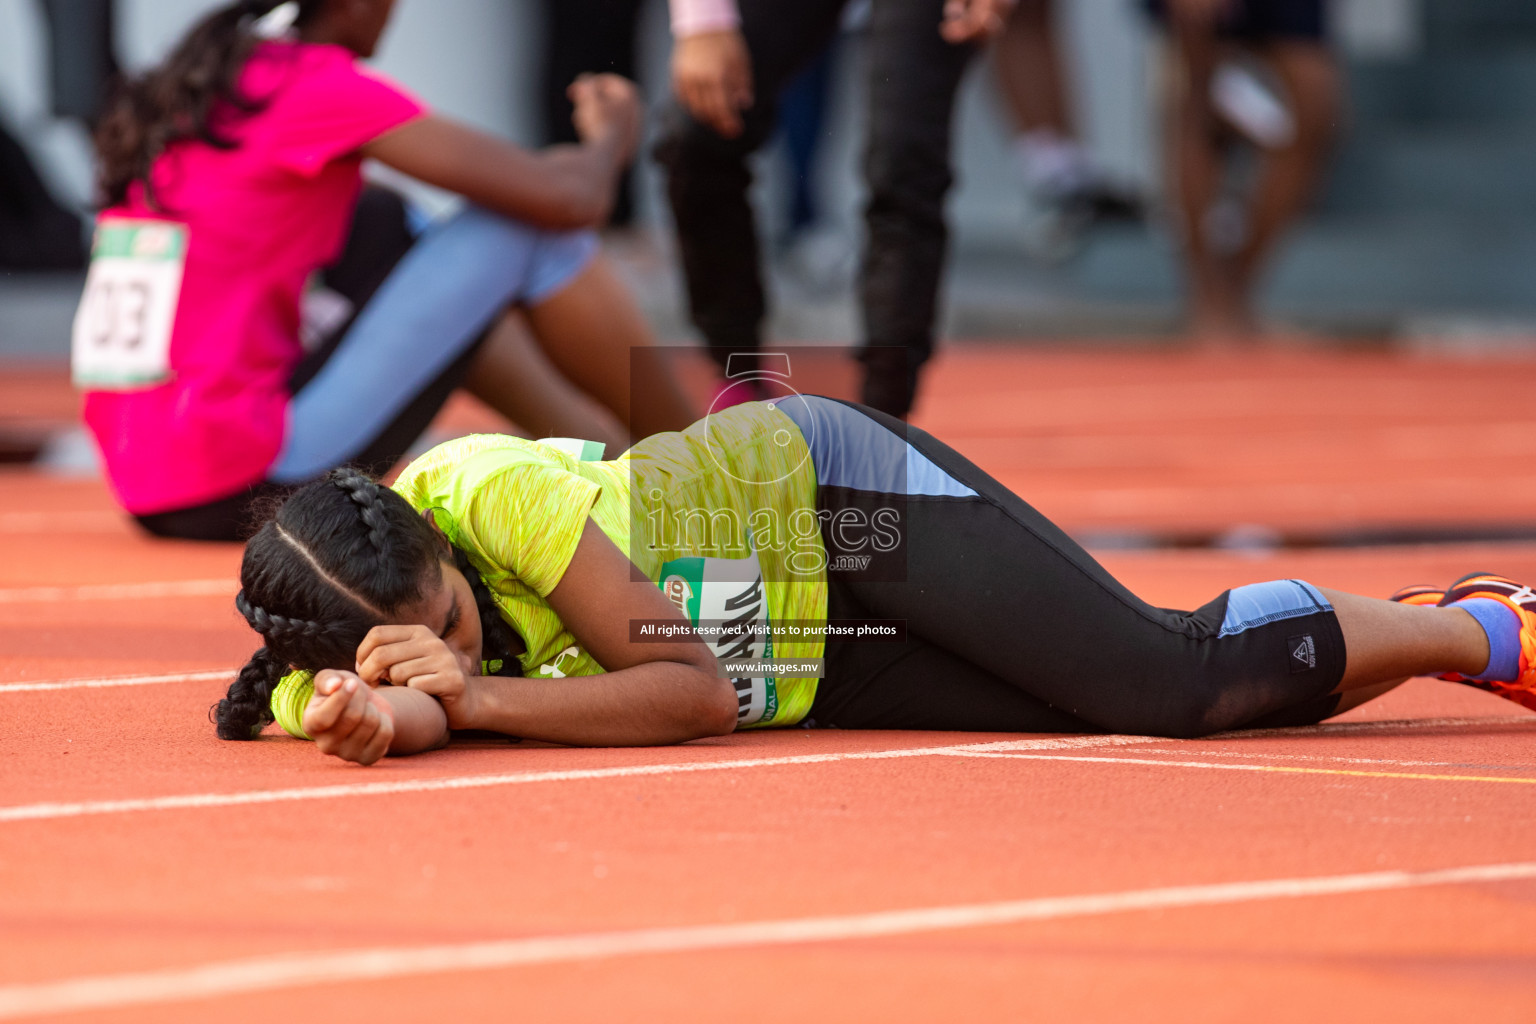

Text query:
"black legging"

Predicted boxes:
[[806, 401, 1346, 737]]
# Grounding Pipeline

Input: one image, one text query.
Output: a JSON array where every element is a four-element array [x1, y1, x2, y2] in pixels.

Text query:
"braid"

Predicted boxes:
[[236, 589, 329, 644], [223, 470, 487, 740], [333, 471, 389, 558], [451, 546, 524, 676], [329, 469, 425, 600], [212, 646, 284, 740]]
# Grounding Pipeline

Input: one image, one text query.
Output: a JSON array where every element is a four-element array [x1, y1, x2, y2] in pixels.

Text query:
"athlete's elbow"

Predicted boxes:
[[689, 676, 741, 739]]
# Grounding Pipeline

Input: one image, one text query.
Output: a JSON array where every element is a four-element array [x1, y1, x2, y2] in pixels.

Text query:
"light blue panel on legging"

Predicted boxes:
[[269, 206, 597, 483], [777, 395, 977, 497], [1218, 579, 1333, 637]]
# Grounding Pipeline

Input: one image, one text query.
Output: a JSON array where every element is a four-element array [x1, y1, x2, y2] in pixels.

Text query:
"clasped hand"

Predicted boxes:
[[301, 625, 482, 765]]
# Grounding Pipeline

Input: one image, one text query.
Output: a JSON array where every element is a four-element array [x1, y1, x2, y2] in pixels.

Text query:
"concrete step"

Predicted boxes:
[[1267, 216, 1536, 320], [1424, 0, 1536, 45], [1069, 217, 1536, 328], [0, 271, 81, 358], [1324, 125, 1536, 216], [1348, 45, 1536, 126]]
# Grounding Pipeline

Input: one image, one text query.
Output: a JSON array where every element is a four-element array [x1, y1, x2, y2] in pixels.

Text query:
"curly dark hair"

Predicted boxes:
[[213, 469, 524, 740], [94, 0, 327, 209]]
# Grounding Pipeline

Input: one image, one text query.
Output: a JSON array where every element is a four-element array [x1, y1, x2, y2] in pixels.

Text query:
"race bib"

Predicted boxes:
[[658, 549, 777, 727], [539, 437, 607, 462], [71, 218, 187, 389]]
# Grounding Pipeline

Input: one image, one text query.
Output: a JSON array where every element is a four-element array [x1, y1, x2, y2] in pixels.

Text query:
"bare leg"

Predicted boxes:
[[462, 310, 630, 453], [994, 0, 1070, 135], [1322, 589, 1489, 699], [521, 255, 700, 439], [1233, 41, 1340, 302], [1164, 11, 1251, 341]]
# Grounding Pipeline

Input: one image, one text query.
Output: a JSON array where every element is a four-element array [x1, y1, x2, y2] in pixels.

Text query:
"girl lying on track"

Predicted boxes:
[[215, 397, 1536, 765], [82, 0, 694, 542]]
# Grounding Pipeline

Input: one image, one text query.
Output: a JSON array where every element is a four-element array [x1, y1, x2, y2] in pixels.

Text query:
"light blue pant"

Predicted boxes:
[[270, 206, 596, 483]]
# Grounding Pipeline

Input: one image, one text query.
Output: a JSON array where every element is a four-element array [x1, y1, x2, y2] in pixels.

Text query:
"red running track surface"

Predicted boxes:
[[1, 346, 1534, 1022]]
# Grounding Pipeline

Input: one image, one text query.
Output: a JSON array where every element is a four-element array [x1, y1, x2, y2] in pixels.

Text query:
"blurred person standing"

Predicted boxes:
[[655, 0, 1012, 420], [772, 36, 852, 290], [992, 0, 1141, 261], [1150, 0, 1340, 340]]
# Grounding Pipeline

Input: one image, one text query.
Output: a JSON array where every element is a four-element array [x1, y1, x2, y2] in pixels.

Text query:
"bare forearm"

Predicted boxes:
[[528, 141, 625, 225], [467, 665, 736, 746], [364, 116, 625, 230], [377, 686, 450, 755]]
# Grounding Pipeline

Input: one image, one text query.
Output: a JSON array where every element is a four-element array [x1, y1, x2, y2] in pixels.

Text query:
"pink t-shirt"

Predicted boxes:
[[82, 41, 426, 514]]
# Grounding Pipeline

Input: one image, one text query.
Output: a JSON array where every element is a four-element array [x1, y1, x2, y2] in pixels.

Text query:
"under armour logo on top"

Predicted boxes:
[[539, 645, 581, 678]]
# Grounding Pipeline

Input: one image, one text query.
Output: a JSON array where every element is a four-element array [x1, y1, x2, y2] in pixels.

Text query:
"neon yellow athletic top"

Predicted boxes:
[[390, 401, 828, 728]]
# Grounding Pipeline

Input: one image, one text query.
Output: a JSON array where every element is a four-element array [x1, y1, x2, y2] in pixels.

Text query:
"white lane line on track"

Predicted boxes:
[[0, 579, 233, 603], [0, 735, 1153, 824], [933, 751, 1536, 785], [0, 670, 233, 694], [4, 715, 1530, 824], [1124, 748, 1536, 771], [2, 861, 1533, 1019], [1228, 714, 1536, 738]]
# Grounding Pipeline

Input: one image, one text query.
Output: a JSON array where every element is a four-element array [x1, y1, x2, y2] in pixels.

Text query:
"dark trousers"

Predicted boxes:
[[654, 0, 976, 417], [541, 0, 647, 226]]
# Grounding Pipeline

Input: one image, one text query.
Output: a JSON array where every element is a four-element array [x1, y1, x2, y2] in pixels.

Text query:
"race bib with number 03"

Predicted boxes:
[[71, 218, 188, 389]]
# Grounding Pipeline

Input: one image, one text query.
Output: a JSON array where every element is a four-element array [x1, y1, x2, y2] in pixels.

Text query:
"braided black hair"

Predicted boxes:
[[215, 468, 523, 740], [95, 0, 328, 209], [212, 646, 285, 740]]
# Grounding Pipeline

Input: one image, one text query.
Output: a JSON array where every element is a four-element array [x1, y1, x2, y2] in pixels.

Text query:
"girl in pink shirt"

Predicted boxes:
[[81, 0, 694, 540]]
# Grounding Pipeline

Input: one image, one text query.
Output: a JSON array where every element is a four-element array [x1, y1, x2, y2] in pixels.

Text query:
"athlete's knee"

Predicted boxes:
[[425, 207, 594, 286], [1111, 579, 1338, 738], [430, 204, 542, 250]]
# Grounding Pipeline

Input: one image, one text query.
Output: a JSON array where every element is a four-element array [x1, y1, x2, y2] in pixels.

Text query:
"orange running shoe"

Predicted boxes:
[[1431, 573, 1536, 712], [1387, 584, 1444, 607]]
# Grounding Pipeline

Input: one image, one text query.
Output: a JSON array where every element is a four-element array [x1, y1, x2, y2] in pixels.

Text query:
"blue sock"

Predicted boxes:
[[1453, 598, 1523, 682]]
